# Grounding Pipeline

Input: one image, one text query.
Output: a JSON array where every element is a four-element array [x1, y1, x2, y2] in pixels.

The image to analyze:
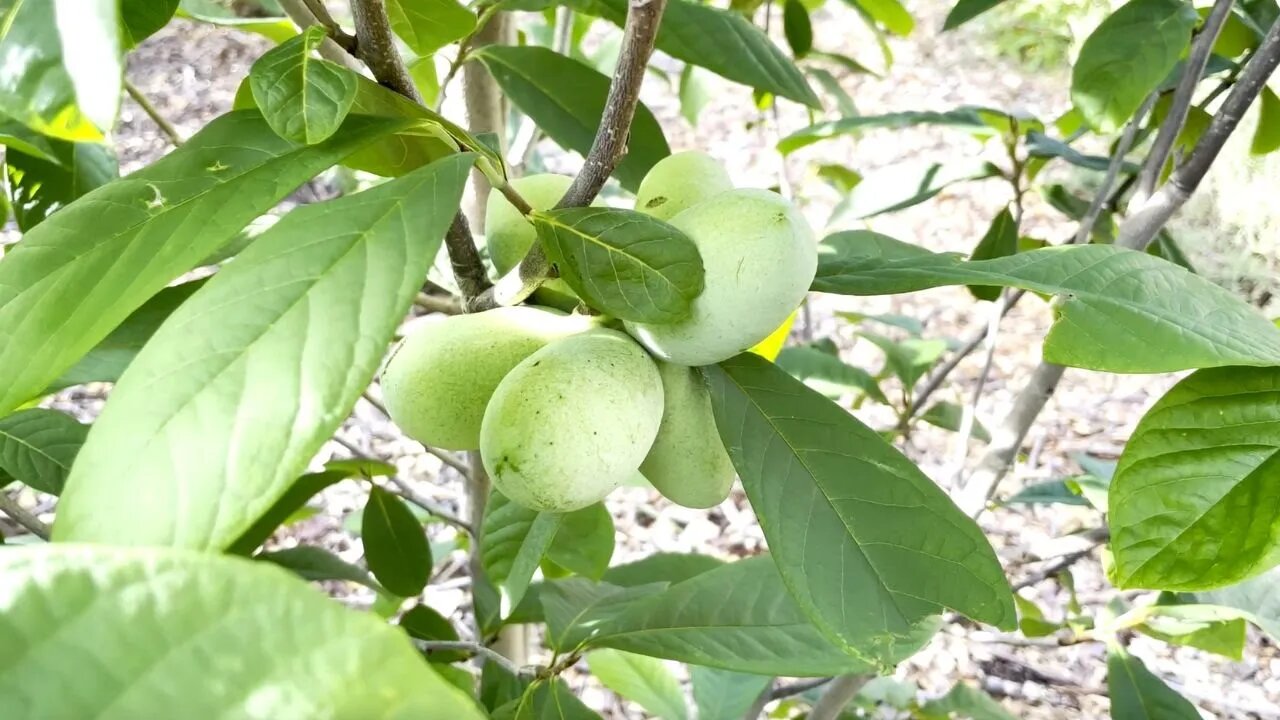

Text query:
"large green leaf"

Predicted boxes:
[[472, 45, 669, 191], [775, 345, 887, 404], [121, 0, 180, 47], [1070, 0, 1198, 132], [690, 666, 772, 720], [0, 408, 88, 495], [0, 544, 484, 719], [0, 111, 403, 416], [363, 485, 433, 597], [705, 354, 1015, 655], [534, 207, 704, 323], [4, 139, 117, 231], [590, 555, 939, 675], [778, 108, 997, 154], [0, 0, 121, 141], [943, 0, 1010, 29], [547, 502, 614, 579], [482, 490, 562, 615], [1110, 367, 1280, 590], [1106, 646, 1201, 719], [250, 25, 358, 145], [814, 232, 1280, 372], [587, 650, 689, 720], [603, 552, 724, 587], [542, 578, 667, 652], [0, 119, 61, 162], [494, 679, 602, 719], [54, 155, 473, 550], [387, 0, 476, 55]]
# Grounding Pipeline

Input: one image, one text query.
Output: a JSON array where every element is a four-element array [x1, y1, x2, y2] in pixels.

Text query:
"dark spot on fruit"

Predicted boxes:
[[645, 196, 669, 209]]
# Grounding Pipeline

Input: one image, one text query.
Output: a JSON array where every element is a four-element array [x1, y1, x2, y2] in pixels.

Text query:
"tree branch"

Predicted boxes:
[[1134, 0, 1234, 202], [125, 79, 183, 146], [350, 0, 420, 101], [446, 214, 493, 302], [0, 492, 51, 540], [279, 0, 363, 70], [413, 639, 526, 677], [469, 0, 669, 312]]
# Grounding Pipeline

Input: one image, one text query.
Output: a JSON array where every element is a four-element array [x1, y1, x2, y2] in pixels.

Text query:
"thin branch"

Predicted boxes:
[[949, 290, 1006, 483], [446, 214, 494, 302], [469, 0, 669, 312], [278, 0, 364, 70], [0, 492, 51, 540], [1076, 94, 1156, 245], [386, 476, 474, 536], [415, 292, 463, 315], [350, 0, 421, 101], [808, 674, 872, 720], [413, 639, 525, 676], [1135, 0, 1235, 202], [1013, 541, 1103, 591], [124, 79, 184, 146], [1120, 16, 1280, 249], [301, 0, 360, 53], [466, 450, 491, 640], [771, 677, 833, 700]]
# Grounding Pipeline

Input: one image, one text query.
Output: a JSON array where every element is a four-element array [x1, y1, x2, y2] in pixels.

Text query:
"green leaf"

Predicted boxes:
[[0, 0, 120, 141], [920, 401, 991, 443], [1110, 366, 1280, 590], [1070, 0, 1198, 132], [587, 650, 689, 720], [679, 65, 713, 127], [482, 490, 562, 615], [547, 502, 614, 579], [400, 604, 467, 663], [783, 0, 813, 57], [846, 0, 914, 35], [534, 207, 704, 322], [473, 45, 669, 191], [591, 555, 938, 675], [861, 332, 948, 390], [705, 354, 1015, 654], [968, 207, 1017, 301], [603, 552, 725, 587], [830, 161, 1001, 220], [919, 683, 1015, 720], [481, 659, 532, 712], [54, 154, 473, 550], [1001, 479, 1091, 506], [778, 108, 996, 154], [178, 1, 297, 42], [0, 409, 88, 495], [543, 578, 667, 651], [1252, 85, 1280, 155], [227, 470, 350, 554], [1131, 604, 1248, 660], [943, 0, 1010, 30], [1025, 131, 1128, 172], [0, 544, 486, 719], [0, 119, 61, 162], [1013, 595, 1061, 638], [775, 345, 888, 404], [0, 112, 404, 417], [814, 232, 1280, 372], [250, 25, 359, 145], [363, 486, 433, 597], [1106, 646, 1201, 719], [495, 679, 602, 720], [258, 545, 387, 595], [1202, 566, 1280, 640], [806, 68, 860, 117], [690, 666, 772, 720], [4, 139, 117, 231], [387, 0, 476, 55], [121, 0, 180, 47]]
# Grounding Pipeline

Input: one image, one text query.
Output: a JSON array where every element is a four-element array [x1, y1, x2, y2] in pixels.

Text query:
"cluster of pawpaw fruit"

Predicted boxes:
[[381, 152, 817, 513]]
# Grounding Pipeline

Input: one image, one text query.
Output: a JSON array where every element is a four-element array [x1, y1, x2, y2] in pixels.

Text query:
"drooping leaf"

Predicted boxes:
[[690, 666, 772, 720], [0, 112, 403, 417], [829, 161, 1001, 220], [705, 354, 1015, 654], [473, 45, 669, 191], [967, 207, 1017, 301], [1025, 131, 1129, 172], [1202, 565, 1280, 640], [4, 139, 117, 231], [1070, 0, 1198, 132], [590, 555, 939, 675], [227, 470, 351, 555], [542, 578, 667, 651], [482, 490, 562, 615], [54, 155, 473, 550], [387, 0, 477, 55], [363, 486, 433, 597], [121, 0, 180, 47], [1110, 367, 1280, 590], [0, 0, 121, 141], [814, 232, 1280, 372], [400, 604, 467, 663], [920, 401, 991, 443], [846, 0, 914, 35], [1106, 646, 1202, 719], [547, 502, 614, 580], [678, 65, 714, 127], [1251, 85, 1280, 155], [250, 25, 359, 145], [943, 0, 1010, 30], [534, 207, 704, 322], [258, 545, 388, 595], [860, 332, 948, 390], [0, 409, 88, 495], [775, 345, 888, 404], [1130, 604, 1248, 660], [494, 679, 602, 720], [1001, 479, 1091, 506], [778, 108, 998, 154], [0, 545, 486, 719], [587, 650, 689, 720], [783, 0, 813, 57]]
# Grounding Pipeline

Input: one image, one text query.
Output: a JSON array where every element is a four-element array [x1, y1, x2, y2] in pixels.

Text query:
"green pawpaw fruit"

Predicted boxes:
[[634, 150, 734, 221], [641, 362, 735, 508]]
